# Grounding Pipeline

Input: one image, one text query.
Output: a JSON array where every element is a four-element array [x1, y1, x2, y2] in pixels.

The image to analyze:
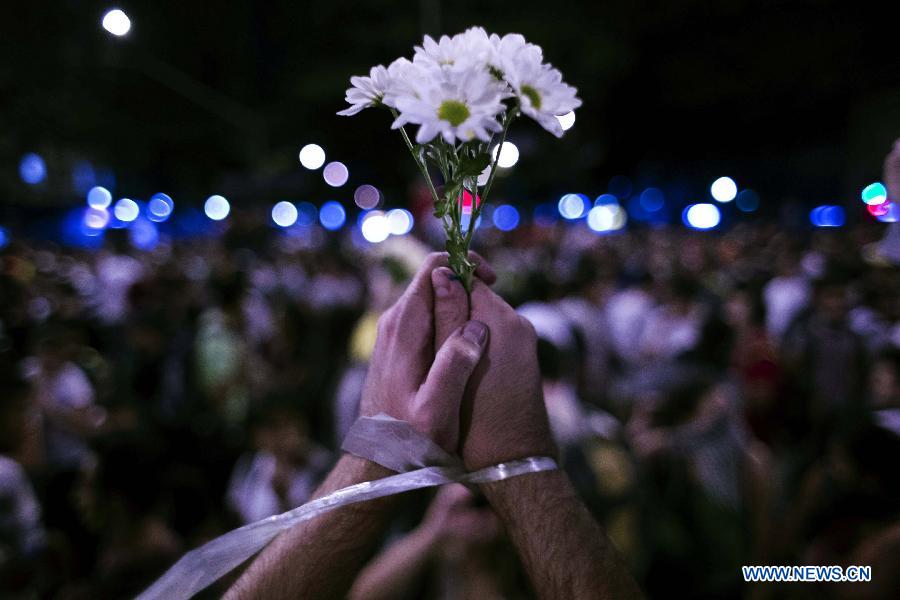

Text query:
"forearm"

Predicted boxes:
[[481, 469, 642, 600], [226, 454, 395, 600], [349, 526, 437, 600]]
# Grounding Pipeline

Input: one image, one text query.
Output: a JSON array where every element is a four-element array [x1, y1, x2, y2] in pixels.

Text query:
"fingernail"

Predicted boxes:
[[462, 320, 487, 346], [433, 268, 453, 297]]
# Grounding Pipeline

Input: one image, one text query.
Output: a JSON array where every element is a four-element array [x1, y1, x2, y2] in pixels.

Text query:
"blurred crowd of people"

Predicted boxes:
[[1, 219, 898, 598]]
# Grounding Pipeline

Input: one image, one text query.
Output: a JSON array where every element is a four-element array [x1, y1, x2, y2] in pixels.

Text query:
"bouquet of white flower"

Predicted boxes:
[[338, 27, 581, 291]]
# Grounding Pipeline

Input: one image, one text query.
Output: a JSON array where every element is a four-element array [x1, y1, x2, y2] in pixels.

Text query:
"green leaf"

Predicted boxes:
[[456, 153, 491, 179]]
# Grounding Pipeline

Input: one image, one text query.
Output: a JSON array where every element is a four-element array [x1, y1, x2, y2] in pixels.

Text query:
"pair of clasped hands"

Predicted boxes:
[[361, 252, 554, 468]]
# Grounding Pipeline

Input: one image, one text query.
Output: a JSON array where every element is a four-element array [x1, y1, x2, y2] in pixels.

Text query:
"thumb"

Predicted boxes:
[[415, 321, 489, 451]]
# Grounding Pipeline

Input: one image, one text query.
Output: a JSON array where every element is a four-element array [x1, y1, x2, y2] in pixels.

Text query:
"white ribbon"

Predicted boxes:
[[138, 415, 557, 600]]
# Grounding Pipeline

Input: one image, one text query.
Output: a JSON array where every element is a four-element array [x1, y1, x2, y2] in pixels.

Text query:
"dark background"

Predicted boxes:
[[3, 0, 899, 220]]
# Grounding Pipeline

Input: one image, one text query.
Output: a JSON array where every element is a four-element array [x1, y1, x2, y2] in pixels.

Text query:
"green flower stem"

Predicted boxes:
[[392, 109, 441, 207]]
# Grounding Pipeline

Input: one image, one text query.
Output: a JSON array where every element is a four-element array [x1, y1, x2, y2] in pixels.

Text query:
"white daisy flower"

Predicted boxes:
[[337, 65, 393, 116], [391, 67, 506, 144], [504, 58, 581, 137]]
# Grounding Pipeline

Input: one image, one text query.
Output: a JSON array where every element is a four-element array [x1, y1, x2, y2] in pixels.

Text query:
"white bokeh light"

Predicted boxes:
[[298, 144, 326, 170], [386, 209, 414, 235], [683, 203, 721, 229], [102, 9, 131, 36], [323, 161, 349, 187], [271, 201, 298, 227], [113, 198, 139, 222], [710, 177, 738, 202], [204, 195, 230, 221], [556, 111, 576, 131], [558, 193, 587, 219], [361, 211, 390, 243], [587, 205, 627, 232], [492, 142, 519, 168]]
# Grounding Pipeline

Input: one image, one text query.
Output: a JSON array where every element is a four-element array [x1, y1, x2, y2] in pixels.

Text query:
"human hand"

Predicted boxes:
[[445, 278, 556, 470], [359, 252, 494, 452]]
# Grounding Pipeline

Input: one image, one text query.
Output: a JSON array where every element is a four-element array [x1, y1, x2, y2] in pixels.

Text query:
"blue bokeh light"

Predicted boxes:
[[87, 186, 113, 209], [875, 201, 899, 223], [72, 161, 96, 194], [148, 193, 174, 222], [735, 189, 760, 212], [810, 205, 845, 228], [639, 188, 665, 212], [533, 202, 557, 226], [295, 202, 318, 227], [130, 218, 160, 250], [19, 153, 47, 185], [492, 204, 520, 231], [594, 194, 618, 207], [319, 201, 346, 231], [0, 226, 8, 249]]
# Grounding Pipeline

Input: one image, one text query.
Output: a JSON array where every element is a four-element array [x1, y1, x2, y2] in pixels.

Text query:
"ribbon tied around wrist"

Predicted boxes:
[[139, 413, 557, 599]]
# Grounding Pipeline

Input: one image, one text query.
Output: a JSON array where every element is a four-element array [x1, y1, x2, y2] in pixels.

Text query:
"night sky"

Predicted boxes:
[[3, 0, 898, 221]]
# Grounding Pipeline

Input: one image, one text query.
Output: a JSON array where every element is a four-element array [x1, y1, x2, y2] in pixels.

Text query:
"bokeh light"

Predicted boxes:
[[866, 201, 890, 218], [296, 202, 318, 226], [558, 193, 588, 219], [148, 193, 174, 222], [299, 144, 326, 170], [204, 195, 230, 221], [19, 153, 46, 185], [462, 189, 481, 214], [129, 219, 159, 250], [492, 142, 519, 168], [556, 111, 576, 131], [272, 201, 298, 227], [354, 184, 381, 209], [323, 161, 349, 187], [361, 211, 390, 243], [492, 204, 520, 231], [533, 203, 557, 226], [639, 188, 665, 212], [83, 208, 110, 230], [319, 201, 346, 230], [87, 186, 112, 209], [0, 226, 8, 249], [113, 198, 139, 222], [102, 9, 131, 36], [587, 204, 627, 232], [683, 203, 721, 229], [861, 182, 887, 206], [386, 208, 414, 235], [874, 201, 899, 223], [594, 194, 618, 207], [711, 177, 738, 202], [735, 189, 760, 212], [72, 161, 96, 194], [810, 205, 845, 227]]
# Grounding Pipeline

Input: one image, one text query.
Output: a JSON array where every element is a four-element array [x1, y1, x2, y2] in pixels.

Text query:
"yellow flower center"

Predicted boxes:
[[521, 85, 542, 110], [438, 100, 471, 127]]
